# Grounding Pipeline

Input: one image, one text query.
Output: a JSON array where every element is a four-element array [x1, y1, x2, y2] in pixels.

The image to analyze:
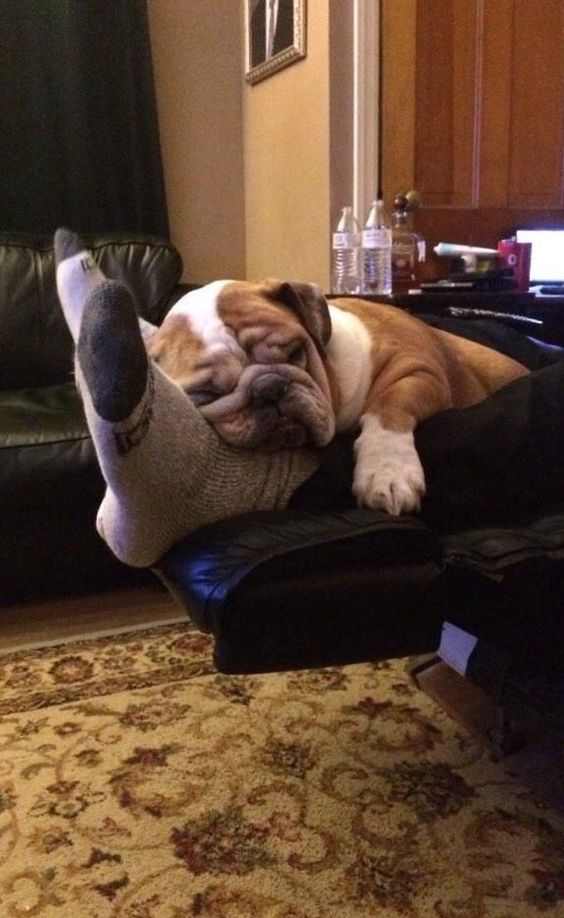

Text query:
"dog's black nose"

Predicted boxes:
[[251, 375, 289, 407]]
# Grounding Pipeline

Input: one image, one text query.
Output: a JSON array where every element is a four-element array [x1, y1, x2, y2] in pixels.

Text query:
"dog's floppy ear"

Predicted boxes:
[[273, 282, 332, 355]]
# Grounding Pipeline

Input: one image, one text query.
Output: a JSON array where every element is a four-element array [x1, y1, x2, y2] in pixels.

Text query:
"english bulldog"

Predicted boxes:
[[146, 280, 529, 515]]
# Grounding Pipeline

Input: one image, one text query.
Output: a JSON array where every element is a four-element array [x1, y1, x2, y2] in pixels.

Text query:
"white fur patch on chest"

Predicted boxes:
[[327, 306, 373, 430]]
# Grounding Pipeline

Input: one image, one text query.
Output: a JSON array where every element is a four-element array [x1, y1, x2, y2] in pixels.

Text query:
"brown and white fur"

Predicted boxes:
[[146, 279, 529, 515]]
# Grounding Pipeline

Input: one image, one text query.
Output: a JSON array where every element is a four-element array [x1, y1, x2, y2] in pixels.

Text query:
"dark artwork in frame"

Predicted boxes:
[[245, 0, 306, 84]]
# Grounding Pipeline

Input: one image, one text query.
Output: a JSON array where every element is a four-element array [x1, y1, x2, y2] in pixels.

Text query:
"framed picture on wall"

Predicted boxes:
[[245, 0, 307, 85]]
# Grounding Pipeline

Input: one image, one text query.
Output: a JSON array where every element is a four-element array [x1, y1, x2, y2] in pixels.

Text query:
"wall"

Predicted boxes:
[[244, 0, 326, 286], [244, 0, 353, 288], [148, 0, 354, 289], [147, 0, 246, 283]]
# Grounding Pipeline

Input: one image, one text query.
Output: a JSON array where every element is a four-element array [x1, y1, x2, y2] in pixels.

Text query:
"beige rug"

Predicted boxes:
[[0, 622, 563, 917]]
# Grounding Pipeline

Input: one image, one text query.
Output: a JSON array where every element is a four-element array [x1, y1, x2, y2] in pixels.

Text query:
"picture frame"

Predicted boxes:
[[245, 0, 307, 85]]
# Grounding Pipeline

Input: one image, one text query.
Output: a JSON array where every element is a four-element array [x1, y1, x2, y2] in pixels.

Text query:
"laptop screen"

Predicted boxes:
[[515, 228, 564, 285]]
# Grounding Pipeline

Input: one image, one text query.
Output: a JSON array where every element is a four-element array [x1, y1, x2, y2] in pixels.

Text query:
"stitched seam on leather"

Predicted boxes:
[[89, 239, 182, 322], [35, 247, 46, 341], [27, 248, 43, 356], [1, 434, 92, 449]]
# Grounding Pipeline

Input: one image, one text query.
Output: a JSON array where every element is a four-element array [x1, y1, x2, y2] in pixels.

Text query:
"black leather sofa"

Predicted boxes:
[[0, 231, 183, 601]]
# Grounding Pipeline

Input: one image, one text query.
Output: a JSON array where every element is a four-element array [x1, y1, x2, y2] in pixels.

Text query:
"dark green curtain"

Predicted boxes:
[[0, 0, 169, 236]]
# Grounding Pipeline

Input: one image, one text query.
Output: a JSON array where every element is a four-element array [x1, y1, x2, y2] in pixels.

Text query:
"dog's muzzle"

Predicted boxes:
[[250, 372, 289, 407], [199, 363, 335, 449]]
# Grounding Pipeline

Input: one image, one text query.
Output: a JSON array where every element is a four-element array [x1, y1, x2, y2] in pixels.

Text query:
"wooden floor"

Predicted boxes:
[[0, 580, 186, 653]]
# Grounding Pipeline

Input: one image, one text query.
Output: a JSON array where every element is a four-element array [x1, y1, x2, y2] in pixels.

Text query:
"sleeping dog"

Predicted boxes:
[[146, 280, 528, 515]]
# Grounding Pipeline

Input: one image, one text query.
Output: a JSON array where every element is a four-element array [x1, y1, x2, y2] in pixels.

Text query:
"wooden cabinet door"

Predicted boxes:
[[382, 0, 564, 277]]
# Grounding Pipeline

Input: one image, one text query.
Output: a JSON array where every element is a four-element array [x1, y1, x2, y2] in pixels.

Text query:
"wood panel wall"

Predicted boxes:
[[382, 0, 564, 259]]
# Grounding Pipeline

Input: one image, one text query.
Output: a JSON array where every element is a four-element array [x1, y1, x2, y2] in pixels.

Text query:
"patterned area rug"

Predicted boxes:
[[0, 622, 563, 917]]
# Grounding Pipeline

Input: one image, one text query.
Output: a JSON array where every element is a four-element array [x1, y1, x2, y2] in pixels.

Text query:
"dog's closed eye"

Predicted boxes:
[[185, 387, 219, 407], [288, 344, 306, 366]]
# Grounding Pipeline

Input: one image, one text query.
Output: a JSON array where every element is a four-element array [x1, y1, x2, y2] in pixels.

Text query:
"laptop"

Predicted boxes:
[[515, 228, 564, 292]]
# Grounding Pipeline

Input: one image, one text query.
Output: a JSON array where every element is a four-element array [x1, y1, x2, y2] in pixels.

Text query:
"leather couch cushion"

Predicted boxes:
[[0, 383, 96, 501], [158, 507, 438, 631], [0, 380, 152, 602], [156, 504, 564, 675], [0, 231, 182, 389], [156, 508, 442, 673]]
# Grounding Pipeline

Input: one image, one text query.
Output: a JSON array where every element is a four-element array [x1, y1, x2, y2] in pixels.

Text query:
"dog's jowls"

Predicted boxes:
[[146, 279, 529, 515]]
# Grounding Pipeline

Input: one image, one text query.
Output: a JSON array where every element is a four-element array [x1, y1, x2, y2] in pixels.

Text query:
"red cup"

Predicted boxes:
[[497, 239, 532, 292]]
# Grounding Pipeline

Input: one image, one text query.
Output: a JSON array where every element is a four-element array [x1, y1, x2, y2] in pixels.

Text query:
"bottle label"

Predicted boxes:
[[393, 242, 413, 263], [333, 232, 361, 248], [362, 228, 390, 247], [392, 240, 416, 291]]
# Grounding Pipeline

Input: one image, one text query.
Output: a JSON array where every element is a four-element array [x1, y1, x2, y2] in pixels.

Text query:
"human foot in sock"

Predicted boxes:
[[54, 227, 320, 567]]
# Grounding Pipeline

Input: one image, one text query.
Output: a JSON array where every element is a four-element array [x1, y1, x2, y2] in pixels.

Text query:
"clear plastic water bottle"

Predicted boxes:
[[362, 198, 392, 295], [332, 206, 361, 294]]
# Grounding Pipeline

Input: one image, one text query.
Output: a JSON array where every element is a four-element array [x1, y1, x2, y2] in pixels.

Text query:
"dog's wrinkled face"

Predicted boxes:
[[147, 279, 336, 450]]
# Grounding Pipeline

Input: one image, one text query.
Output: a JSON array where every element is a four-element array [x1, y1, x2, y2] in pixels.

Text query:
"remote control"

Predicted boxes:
[[539, 285, 564, 295]]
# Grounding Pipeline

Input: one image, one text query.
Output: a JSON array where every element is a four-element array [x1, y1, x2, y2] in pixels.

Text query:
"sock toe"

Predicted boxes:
[[54, 227, 87, 265], [78, 280, 149, 423]]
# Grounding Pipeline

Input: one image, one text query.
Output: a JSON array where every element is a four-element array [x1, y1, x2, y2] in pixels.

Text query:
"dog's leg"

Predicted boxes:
[[353, 372, 450, 515]]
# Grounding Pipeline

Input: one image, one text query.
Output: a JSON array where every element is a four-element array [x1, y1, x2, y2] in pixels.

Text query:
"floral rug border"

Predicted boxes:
[[0, 623, 216, 716]]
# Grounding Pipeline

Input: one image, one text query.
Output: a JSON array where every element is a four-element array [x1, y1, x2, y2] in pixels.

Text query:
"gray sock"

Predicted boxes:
[[78, 281, 149, 424]]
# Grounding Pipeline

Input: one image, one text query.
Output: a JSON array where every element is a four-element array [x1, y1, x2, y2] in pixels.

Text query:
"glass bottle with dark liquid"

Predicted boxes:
[[391, 193, 426, 293]]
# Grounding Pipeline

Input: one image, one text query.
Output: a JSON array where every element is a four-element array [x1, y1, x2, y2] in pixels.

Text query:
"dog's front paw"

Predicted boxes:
[[353, 420, 426, 515], [353, 460, 425, 515]]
